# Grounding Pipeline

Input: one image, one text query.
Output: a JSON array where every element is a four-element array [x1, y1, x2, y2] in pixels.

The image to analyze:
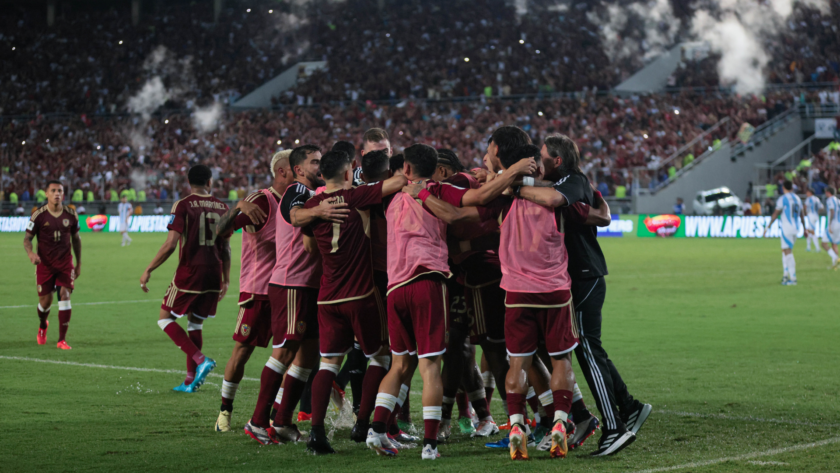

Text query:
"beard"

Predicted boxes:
[[308, 171, 325, 187]]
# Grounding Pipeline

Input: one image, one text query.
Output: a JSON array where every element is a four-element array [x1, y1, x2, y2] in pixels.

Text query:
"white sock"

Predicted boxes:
[[509, 413, 525, 428], [423, 406, 442, 421], [187, 321, 203, 332], [481, 371, 495, 389], [286, 364, 311, 380], [375, 393, 398, 414], [265, 357, 288, 375], [397, 384, 409, 408], [319, 362, 340, 374], [829, 248, 838, 265], [782, 253, 789, 279], [553, 410, 569, 423], [221, 380, 239, 400], [786, 254, 796, 281], [572, 383, 583, 403]]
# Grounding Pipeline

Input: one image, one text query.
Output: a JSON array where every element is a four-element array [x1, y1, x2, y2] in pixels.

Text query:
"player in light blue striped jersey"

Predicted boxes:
[[803, 188, 822, 252], [819, 186, 840, 270], [118, 195, 133, 247], [764, 180, 807, 285]]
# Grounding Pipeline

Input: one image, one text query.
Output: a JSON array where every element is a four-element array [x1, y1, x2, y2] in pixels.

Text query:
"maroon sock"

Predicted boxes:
[[374, 404, 394, 426], [58, 309, 71, 342], [310, 367, 338, 427], [38, 308, 49, 330], [186, 329, 202, 383], [274, 370, 308, 426], [571, 399, 591, 422], [540, 397, 556, 428], [472, 397, 491, 420], [357, 365, 388, 424], [485, 387, 495, 404], [162, 321, 204, 365], [506, 392, 527, 423], [526, 394, 540, 415], [424, 418, 441, 442], [456, 392, 469, 418], [552, 390, 573, 420], [251, 364, 285, 428]]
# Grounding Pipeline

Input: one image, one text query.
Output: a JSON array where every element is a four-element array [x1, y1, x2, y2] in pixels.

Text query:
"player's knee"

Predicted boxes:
[[157, 317, 176, 331], [370, 354, 391, 371]]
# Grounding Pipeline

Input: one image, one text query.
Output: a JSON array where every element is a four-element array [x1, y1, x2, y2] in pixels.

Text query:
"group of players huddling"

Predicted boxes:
[[26, 125, 654, 461]]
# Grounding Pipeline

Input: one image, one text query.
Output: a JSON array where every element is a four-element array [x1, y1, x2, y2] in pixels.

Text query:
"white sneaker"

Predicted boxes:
[[472, 419, 499, 438], [421, 444, 440, 460], [366, 428, 398, 456]]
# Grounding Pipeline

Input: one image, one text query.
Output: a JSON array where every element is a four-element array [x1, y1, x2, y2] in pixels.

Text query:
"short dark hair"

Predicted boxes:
[[46, 180, 63, 190], [290, 144, 320, 170], [362, 150, 390, 179], [826, 186, 836, 196], [499, 144, 540, 170], [188, 165, 213, 186], [783, 180, 793, 191], [319, 150, 353, 181], [331, 141, 356, 161], [404, 144, 438, 178], [544, 134, 582, 176], [806, 187, 815, 194], [363, 128, 389, 144], [490, 126, 531, 162], [390, 154, 405, 173], [436, 148, 464, 173]]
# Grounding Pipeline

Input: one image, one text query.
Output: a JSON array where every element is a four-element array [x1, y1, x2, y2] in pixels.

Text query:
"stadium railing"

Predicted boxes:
[[729, 108, 798, 159]]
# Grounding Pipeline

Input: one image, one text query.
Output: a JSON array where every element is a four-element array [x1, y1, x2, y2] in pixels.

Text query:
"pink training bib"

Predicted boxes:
[[386, 192, 450, 292], [270, 189, 322, 289], [499, 198, 571, 293], [239, 189, 279, 296]]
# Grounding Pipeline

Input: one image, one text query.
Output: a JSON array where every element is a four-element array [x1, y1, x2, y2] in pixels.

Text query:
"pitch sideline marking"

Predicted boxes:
[[634, 436, 840, 473], [0, 355, 259, 382], [0, 299, 159, 310]]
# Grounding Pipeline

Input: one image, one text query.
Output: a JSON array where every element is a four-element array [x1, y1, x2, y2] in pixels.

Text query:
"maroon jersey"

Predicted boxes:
[[302, 182, 383, 303], [26, 205, 80, 271], [167, 193, 229, 292]]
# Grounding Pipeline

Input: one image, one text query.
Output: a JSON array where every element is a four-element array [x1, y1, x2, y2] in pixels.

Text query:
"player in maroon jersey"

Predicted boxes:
[[297, 150, 407, 454], [140, 165, 231, 393], [24, 180, 82, 350]]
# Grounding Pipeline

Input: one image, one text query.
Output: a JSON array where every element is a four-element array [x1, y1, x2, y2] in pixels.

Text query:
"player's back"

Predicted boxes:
[[168, 194, 229, 291], [827, 196, 840, 223], [777, 193, 802, 229], [303, 183, 383, 302], [805, 196, 821, 216]]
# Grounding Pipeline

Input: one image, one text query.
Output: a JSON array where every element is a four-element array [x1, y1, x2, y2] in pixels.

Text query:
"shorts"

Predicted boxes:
[[504, 290, 578, 357], [36, 265, 74, 296], [268, 284, 319, 348], [387, 276, 449, 358], [447, 279, 471, 335], [465, 280, 506, 344], [232, 293, 273, 348], [823, 222, 840, 245], [806, 215, 819, 231], [780, 229, 797, 250], [318, 290, 388, 357], [161, 283, 219, 319]]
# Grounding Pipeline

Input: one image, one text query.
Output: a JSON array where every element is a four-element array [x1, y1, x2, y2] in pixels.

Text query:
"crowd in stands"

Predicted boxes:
[[1, 89, 805, 210]]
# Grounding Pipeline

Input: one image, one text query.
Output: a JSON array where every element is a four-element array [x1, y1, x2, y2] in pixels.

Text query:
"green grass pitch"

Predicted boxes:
[[1, 233, 838, 472]]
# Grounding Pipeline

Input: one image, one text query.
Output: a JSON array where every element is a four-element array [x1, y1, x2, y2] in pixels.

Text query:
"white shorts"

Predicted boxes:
[[806, 216, 819, 231], [780, 230, 797, 250], [822, 222, 840, 245]]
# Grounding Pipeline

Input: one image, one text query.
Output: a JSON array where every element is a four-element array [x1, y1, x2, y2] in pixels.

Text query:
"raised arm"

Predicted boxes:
[[461, 158, 537, 206], [412, 185, 482, 225], [290, 199, 350, 227], [518, 186, 567, 208], [140, 230, 181, 292], [381, 174, 409, 196]]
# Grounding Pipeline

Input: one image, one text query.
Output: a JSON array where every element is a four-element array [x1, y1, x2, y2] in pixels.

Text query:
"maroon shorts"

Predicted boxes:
[[36, 265, 74, 296], [465, 281, 505, 345], [161, 283, 219, 319], [232, 293, 273, 348], [504, 290, 578, 357], [447, 279, 470, 335], [268, 284, 319, 348], [387, 276, 449, 358], [318, 290, 388, 357]]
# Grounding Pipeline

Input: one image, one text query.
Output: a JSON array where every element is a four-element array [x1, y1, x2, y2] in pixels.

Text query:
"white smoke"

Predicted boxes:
[[127, 77, 170, 121], [192, 102, 223, 134], [589, 0, 830, 94]]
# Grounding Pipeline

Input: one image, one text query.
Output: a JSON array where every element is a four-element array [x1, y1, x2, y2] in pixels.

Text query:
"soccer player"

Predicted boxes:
[[803, 188, 823, 252], [764, 180, 807, 285], [360, 128, 392, 157], [532, 134, 645, 455], [331, 140, 363, 186], [820, 186, 840, 269], [298, 150, 408, 454], [212, 151, 293, 432], [366, 144, 535, 460], [118, 194, 133, 247], [244, 144, 349, 445], [24, 180, 81, 350], [140, 165, 230, 392], [410, 143, 582, 461]]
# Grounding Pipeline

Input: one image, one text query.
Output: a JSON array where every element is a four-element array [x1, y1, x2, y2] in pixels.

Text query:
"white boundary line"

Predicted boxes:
[[0, 355, 259, 382], [635, 436, 840, 473], [0, 299, 159, 310]]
